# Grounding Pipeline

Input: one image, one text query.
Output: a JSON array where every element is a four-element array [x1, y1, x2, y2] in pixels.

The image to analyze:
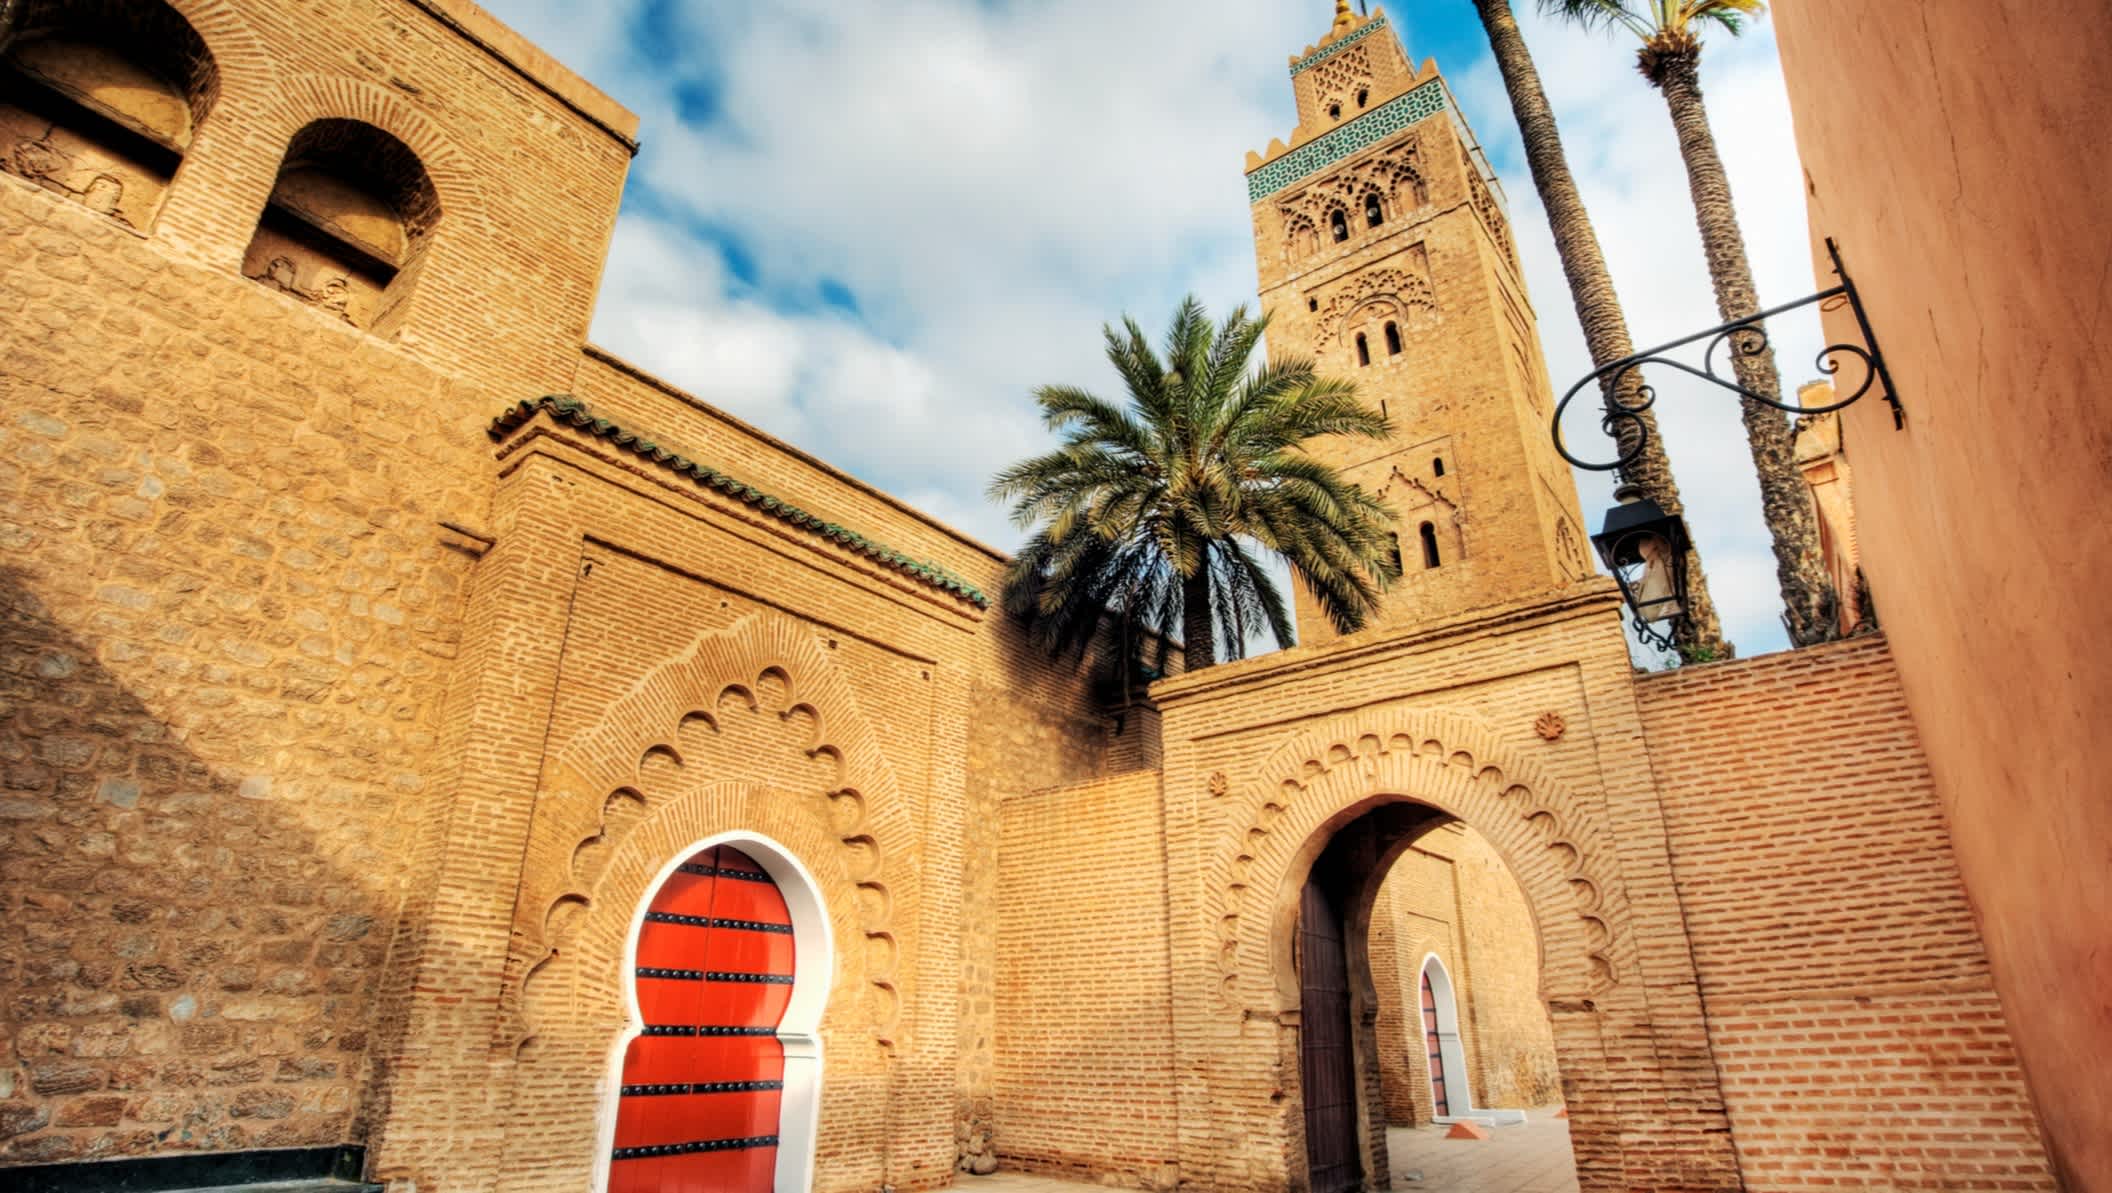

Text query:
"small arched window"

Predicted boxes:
[[0, 0, 219, 230], [1329, 209, 1349, 243], [1308, 297, 1319, 312], [1355, 333, 1371, 367], [1364, 193, 1383, 228], [1328, 102, 1342, 120], [244, 119, 441, 334], [1432, 456, 1445, 478], [1387, 533, 1403, 575], [1384, 321, 1402, 355], [1419, 521, 1442, 569], [1357, 88, 1370, 109]]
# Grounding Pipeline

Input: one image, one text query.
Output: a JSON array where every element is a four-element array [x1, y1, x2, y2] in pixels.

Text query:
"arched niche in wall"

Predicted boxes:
[[0, 0, 219, 229], [243, 116, 440, 334], [1418, 953, 1473, 1119]]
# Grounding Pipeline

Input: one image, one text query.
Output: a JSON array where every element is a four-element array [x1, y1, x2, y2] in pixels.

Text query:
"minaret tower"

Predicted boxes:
[[1248, 2, 1594, 646]]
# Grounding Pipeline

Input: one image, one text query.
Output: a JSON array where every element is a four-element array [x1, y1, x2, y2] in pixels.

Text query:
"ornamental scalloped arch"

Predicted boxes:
[[1212, 708, 1632, 1011], [498, 789, 869, 1193], [497, 609, 919, 1058]]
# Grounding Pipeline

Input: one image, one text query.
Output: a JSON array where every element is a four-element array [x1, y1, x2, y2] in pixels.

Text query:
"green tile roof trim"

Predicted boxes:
[[1246, 77, 1446, 202], [489, 395, 991, 608], [1289, 15, 1388, 76]]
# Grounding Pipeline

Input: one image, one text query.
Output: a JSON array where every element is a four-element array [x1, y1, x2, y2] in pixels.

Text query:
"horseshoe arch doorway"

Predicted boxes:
[[596, 834, 833, 1193]]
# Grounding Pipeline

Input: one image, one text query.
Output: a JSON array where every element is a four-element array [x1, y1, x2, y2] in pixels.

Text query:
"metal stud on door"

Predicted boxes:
[[612, 846, 797, 1193]]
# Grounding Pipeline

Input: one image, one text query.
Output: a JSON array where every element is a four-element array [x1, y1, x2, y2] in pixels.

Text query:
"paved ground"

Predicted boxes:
[[1388, 1108, 1579, 1192], [957, 1107, 1580, 1192]]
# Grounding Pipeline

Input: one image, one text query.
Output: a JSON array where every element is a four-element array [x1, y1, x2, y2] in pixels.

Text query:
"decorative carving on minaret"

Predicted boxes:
[[1464, 150, 1515, 266], [1307, 46, 1374, 124], [1277, 138, 1428, 267], [1312, 244, 1437, 351]]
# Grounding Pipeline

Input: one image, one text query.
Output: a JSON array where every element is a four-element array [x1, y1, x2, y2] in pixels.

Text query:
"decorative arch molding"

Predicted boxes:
[[498, 609, 920, 1060], [497, 786, 877, 1193], [1313, 264, 1437, 352], [253, 73, 486, 231], [1212, 708, 1631, 1011]]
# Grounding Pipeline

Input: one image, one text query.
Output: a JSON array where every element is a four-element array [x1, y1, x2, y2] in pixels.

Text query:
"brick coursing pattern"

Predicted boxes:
[[1640, 636, 2058, 1190]]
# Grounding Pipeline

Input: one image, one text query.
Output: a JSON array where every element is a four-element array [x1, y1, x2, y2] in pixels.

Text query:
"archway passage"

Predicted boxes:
[[611, 845, 796, 1193], [1290, 802, 1577, 1191], [1299, 878, 1361, 1193]]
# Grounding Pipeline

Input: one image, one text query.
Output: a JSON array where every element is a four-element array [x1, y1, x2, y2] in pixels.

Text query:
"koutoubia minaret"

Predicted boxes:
[[1248, 2, 1594, 645]]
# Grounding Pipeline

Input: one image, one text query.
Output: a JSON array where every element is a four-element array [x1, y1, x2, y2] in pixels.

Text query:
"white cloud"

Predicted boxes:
[[486, 0, 1824, 656]]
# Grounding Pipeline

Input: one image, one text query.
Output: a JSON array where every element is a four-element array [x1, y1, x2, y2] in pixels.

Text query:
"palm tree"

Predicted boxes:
[[990, 297, 1398, 672], [1471, 0, 1732, 661], [1542, 0, 1838, 645]]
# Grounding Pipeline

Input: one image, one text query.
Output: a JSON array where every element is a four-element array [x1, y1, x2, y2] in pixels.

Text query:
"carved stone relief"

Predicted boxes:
[[1277, 137, 1427, 267]]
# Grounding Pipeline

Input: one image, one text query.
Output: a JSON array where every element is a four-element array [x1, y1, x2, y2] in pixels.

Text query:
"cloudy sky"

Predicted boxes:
[[482, 0, 1828, 659]]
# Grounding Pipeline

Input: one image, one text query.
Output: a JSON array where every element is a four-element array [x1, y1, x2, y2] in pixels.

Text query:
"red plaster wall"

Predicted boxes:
[[1772, 5, 2112, 1187]]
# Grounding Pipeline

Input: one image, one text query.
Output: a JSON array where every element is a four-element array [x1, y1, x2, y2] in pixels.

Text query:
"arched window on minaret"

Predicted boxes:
[[1330, 209, 1349, 242], [1419, 521, 1442, 569], [1388, 533, 1404, 574], [1365, 193, 1384, 228], [1433, 456, 1446, 478], [1384, 321, 1402, 355], [1357, 87, 1370, 109], [1355, 333, 1371, 367]]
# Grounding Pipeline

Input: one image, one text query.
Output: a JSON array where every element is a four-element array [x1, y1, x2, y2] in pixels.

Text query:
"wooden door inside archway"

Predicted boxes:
[[1299, 878, 1361, 1193], [610, 845, 796, 1193]]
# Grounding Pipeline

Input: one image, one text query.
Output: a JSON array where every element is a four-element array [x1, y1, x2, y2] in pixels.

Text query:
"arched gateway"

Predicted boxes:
[[1182, 707, 1742, 1193]]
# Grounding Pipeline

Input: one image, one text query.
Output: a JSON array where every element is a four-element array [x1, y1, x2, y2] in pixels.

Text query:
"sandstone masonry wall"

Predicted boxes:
[[1639, 636, 2055, 1191], [995, 771, 1179, 1189]]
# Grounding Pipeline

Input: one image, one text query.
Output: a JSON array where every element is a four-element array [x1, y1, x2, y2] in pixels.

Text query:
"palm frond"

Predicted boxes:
[[994, 295, 1399, 674]]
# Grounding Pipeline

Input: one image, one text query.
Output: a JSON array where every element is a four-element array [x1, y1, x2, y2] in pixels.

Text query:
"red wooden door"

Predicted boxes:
[[1421, 970, 1449, 1117], [611, 845, 796, 1193], [1299, 879, 1361, 1193]]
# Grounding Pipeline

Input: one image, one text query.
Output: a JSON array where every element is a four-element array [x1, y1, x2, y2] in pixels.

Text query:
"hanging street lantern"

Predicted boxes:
[[1592, 485, 1690, 651]]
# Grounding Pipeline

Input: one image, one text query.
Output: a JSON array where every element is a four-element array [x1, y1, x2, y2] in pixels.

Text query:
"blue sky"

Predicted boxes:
[[482, 0, 1826, 659]]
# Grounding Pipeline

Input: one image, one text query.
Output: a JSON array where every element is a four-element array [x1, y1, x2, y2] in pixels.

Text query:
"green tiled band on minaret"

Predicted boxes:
[[1245, 78, 1447, 201]]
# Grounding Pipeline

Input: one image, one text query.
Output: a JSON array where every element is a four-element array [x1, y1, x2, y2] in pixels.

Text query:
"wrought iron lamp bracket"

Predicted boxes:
[[1552, 238, 1905, 473]]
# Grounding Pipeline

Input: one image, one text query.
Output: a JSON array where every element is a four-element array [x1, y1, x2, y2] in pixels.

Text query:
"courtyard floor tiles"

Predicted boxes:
[[961, 1107, 1579, 1193]]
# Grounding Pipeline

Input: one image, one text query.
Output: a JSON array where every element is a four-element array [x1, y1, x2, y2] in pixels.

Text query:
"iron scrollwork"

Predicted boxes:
[[1552, 238, 1904, 473]]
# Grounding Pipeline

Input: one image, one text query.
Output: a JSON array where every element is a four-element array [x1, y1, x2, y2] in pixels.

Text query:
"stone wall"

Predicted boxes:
[[1639, 636, 2055, 1191]]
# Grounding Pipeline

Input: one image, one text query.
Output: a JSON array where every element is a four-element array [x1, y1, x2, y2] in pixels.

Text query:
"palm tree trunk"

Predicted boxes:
[[1651, 49, 1838, 646], [1182, 568, 1216, 670], [1472, 0, 1732, 661]]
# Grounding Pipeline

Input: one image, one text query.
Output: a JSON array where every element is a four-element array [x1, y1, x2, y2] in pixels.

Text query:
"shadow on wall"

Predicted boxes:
[[0, 566, 391, 1164]]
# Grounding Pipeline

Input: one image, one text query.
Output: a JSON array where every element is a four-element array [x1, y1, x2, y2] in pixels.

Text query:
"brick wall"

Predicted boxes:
[[1639, 636, 2056, 1190], [995, 771, 1180, 1189]]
